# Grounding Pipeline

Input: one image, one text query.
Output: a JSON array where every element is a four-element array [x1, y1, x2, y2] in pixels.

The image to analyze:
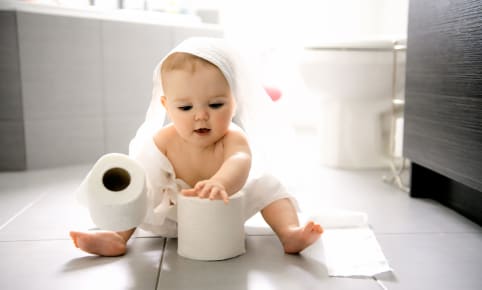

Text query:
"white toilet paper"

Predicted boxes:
[[301, 210, 392, 277], [177, 191, 246, 261], [309, 210, 368, 229], [77, 153, 148, 232]]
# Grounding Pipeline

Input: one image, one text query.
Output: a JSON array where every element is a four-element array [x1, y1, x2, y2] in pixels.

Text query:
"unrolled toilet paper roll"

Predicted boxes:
[[301, 210, 392, 277], [309, 210, 368, 229], [177, 191, 246, 261], [77, 153, 148, 232]]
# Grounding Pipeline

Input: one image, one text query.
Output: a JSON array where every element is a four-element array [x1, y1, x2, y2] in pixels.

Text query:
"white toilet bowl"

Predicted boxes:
[[299, 39, 406, 169]]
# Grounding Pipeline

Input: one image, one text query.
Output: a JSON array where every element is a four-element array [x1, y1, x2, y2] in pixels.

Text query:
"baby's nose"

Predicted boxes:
[[194, 108, 209, 120]]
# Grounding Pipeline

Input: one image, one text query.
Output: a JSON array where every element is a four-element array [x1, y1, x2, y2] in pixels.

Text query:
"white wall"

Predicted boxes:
[[219, 0, 409, 46], [216, 0, 409, 128]]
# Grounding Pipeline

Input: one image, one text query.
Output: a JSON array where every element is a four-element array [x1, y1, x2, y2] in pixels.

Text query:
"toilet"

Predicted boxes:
[[299, 38, 406, 169]]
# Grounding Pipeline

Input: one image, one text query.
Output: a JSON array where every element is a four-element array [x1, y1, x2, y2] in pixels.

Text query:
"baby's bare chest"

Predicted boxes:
[[168, 147, 224, 187]]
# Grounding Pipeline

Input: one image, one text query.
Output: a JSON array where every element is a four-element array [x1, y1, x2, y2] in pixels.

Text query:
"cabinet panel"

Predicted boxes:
[[404, 0, 482, 192]]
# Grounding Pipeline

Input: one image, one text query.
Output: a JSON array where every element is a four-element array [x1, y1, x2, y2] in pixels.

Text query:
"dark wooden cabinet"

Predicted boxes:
[[404, 0, 481, 224]]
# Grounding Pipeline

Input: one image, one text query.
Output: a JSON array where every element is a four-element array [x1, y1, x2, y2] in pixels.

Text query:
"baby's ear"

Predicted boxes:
[[161, 96, 167, 108]]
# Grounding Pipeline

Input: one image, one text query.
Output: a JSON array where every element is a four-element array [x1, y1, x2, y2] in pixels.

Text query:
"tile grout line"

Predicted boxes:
[[0, 238, 71, 243], [154, 238, 167, 290], [374, 231, 482, 236], [0, 192, 47, 232], [373, 277, 388, 290]]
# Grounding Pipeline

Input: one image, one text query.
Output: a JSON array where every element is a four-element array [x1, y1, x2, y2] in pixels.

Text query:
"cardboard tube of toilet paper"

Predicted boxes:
[[177, 191, 246, 261], [77, 153, 148, 232]]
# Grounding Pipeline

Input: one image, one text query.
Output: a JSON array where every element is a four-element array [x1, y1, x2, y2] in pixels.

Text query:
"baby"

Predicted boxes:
[[70, 38, 322, 257]]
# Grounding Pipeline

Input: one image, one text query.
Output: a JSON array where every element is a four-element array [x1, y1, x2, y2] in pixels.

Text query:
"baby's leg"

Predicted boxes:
[[70, 228, 135, 257], [261, 198, 323, 254]]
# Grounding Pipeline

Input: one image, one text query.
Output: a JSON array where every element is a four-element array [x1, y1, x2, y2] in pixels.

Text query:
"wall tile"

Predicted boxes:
[[0, 11, 23, 121], [24, 117, 104, 169], [0, 120, 26, 171], [104, 114, 145, 154], [172, 25, 223, 46], [101, 21, 173, 116], [17, 12, 103, 120]]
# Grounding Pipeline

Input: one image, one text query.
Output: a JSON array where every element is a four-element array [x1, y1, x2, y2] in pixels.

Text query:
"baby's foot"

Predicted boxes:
[[281, 221, 323, 254], [69, 231, 127, 257]]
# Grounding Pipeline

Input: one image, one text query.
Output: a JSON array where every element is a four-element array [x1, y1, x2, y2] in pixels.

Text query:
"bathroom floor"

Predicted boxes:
[[0, 149, 481, 290]]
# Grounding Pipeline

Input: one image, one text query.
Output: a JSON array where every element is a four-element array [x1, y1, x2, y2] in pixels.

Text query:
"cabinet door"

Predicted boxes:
[[403, 0, 482, 192]]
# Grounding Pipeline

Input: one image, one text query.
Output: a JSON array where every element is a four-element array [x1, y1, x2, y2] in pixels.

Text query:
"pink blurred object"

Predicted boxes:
[[264, 86, 282, 102]]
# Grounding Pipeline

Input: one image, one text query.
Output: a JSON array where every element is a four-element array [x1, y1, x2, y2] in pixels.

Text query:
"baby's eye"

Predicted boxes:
[[178, 105, 192, 111], [209, 103, 224, 109]]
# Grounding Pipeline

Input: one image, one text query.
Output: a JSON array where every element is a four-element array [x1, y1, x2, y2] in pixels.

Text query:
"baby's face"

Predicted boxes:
[[161, 64, 235, 147]]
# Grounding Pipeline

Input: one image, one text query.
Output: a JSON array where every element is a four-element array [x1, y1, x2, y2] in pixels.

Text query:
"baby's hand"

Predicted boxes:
[[181, 180, 229, 204]]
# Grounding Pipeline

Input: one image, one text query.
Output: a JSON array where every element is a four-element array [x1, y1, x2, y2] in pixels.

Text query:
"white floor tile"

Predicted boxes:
[[158, 236, 381, 290], [0, 165, 93, 241], [376, 233, 482, 290], [0, 157, 481, 290], [293, 167, 481, 234], [0, 237, 164, 290]]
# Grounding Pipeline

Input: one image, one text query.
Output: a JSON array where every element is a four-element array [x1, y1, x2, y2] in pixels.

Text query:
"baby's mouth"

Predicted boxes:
[[194, 128, 211, 134]]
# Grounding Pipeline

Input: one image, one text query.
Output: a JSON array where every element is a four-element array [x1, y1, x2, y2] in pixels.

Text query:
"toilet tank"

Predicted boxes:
[[300, 39, 405, 101]]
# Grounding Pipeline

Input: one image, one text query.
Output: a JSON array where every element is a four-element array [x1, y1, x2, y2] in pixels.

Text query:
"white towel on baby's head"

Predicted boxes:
[[129, 37, 304, 189]]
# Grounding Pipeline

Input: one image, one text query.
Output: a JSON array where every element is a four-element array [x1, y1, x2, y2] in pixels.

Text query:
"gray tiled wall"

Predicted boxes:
[[1, 10, 222, 170], [101, 20, 173, 154], [0, 11, 26, 170], [18, 12, 105, 169]]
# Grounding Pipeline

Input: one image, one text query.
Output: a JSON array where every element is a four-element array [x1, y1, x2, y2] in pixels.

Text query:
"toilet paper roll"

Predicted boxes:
[[77, 153, 148, 232], [177, 191, 246, 261], [309, 210, 368, 229]]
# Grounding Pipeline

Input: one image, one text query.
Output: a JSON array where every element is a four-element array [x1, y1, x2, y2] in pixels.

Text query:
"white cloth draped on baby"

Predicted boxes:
[[128, 37, 301, 236], [131, 137, 298, 237]]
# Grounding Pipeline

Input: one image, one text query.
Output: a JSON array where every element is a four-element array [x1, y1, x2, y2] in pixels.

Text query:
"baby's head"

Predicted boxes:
[[160, 52, 236, 146]]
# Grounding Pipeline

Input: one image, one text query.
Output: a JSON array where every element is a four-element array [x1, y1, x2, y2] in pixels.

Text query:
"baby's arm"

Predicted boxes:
[[182, 127, 251, 203]]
